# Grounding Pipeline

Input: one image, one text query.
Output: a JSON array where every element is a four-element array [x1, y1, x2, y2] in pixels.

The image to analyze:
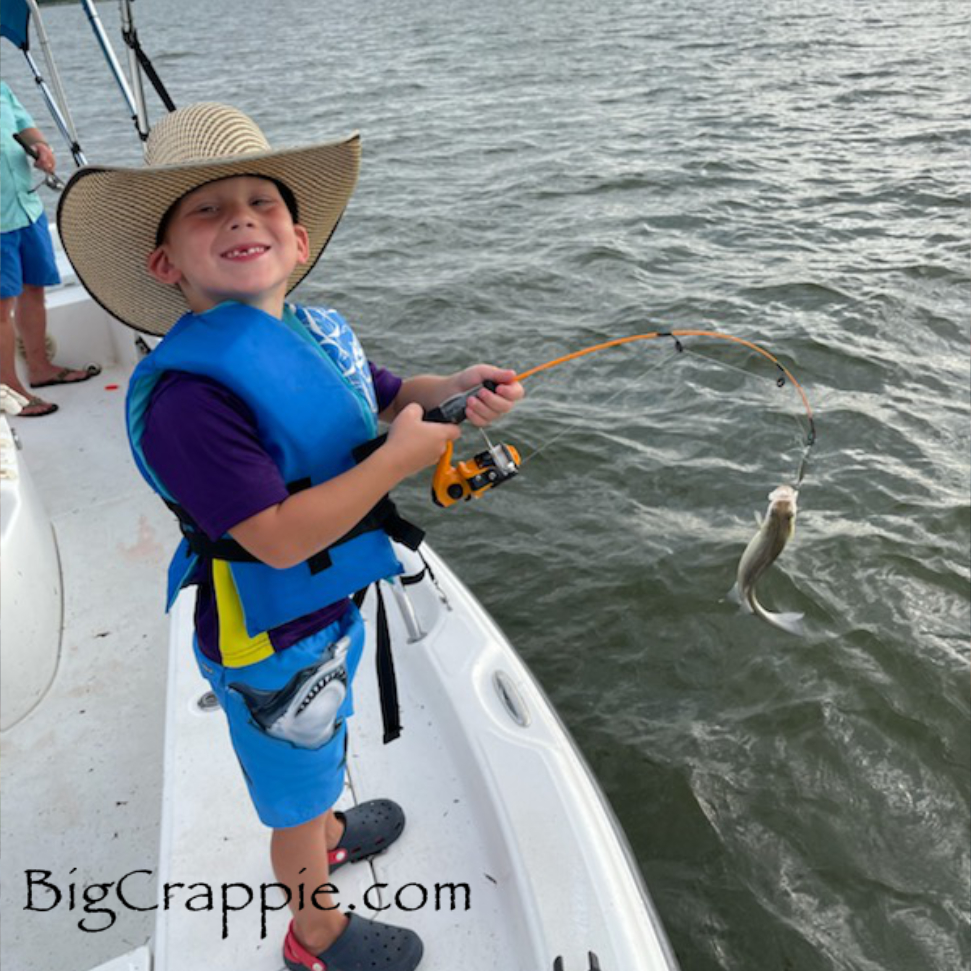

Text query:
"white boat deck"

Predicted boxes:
[[1, 270, 679, 971], [1, 310, 175, 970], [158, 543, 678, 971]]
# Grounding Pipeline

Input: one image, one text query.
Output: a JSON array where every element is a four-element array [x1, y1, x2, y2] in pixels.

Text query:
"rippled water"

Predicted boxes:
[[8, 0, 969, 968]]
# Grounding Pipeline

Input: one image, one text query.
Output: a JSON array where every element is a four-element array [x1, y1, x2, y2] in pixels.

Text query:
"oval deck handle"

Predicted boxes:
[[493, 670, 531, 728]]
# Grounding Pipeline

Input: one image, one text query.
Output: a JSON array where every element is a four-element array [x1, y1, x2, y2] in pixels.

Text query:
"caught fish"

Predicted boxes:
[[730, 485, 805, 636]]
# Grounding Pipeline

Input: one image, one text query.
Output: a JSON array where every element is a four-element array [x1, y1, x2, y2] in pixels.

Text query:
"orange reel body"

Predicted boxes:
[[431, 440, 521, 508]]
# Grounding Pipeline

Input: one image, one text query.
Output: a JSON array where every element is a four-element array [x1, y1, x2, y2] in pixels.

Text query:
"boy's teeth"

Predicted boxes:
[[226, 245, 267, 257]]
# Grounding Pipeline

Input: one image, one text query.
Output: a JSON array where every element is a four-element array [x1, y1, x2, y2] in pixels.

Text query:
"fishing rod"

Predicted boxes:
[[2, 0, 87, 165], [428, 329, 817, 507]]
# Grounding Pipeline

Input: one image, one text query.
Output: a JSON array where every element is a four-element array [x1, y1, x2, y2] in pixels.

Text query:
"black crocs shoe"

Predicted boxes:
[[283, 914, 423, 971], [328, 798, 406, 872]]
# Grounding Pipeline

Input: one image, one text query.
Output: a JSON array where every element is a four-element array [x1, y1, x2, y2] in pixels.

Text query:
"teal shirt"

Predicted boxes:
[[1, 82, 44, 232]]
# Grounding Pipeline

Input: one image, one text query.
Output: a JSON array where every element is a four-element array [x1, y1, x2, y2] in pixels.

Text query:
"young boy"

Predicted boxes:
[[57, 102, 523, 970]]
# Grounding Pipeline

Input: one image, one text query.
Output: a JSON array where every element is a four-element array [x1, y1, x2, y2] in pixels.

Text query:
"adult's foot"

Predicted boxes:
[[18, 395, 59, 417], [29, 363, 101, 388]]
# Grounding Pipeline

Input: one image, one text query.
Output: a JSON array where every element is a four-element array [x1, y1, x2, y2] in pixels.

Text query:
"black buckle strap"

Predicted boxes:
[[354, 584, 402, 744], [351, 433, 387, 464], [164, 499, 260, 563], [374, 583, 401, 744], [306, 495, 424, 574], [399, 548, 437, 587], [165, 461, 424, 572]]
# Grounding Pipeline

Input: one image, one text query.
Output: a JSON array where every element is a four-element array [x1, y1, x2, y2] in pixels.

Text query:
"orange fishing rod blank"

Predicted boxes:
[[513, 330, 815, 425]]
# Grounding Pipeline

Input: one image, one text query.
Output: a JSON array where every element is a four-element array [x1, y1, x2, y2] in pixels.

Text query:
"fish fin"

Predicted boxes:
[[726, 584, 753, 613], [764, 611, 806, 637]]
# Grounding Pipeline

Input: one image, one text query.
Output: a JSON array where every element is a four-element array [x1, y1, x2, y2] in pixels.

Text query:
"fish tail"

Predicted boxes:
[[759, 606, 806, 637], [747, 591, 805, 635]]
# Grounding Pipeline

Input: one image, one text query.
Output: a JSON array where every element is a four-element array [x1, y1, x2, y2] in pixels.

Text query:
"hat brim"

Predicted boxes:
[[56, 134, 360, 336]]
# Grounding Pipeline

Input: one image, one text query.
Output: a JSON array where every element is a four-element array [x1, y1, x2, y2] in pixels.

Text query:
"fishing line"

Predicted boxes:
[[681, 345, 775, 383], [516, 330, 814, 436], [518, 346, 678, 467], [510, 328, 817, 483], [681, 346, 816, 488]]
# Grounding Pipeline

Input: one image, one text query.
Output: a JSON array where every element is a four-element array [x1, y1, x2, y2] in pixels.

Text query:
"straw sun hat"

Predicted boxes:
[[57, 102, 361, 336]]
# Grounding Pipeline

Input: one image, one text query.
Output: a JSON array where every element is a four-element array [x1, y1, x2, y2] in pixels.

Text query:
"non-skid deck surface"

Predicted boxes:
[[1, 364, 177, 971], [156, 585, 528, 970]]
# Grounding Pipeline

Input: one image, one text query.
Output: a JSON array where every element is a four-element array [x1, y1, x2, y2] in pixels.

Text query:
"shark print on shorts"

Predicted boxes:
[[230, 636, 352, 749]]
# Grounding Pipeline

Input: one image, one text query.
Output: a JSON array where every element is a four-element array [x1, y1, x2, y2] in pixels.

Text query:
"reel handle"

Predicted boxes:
[[423, 380, 498, 425]]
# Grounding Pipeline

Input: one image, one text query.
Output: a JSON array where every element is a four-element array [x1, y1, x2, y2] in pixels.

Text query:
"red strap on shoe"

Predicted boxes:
[[284, 921, 328, 971], [328, 847, 349, 867]]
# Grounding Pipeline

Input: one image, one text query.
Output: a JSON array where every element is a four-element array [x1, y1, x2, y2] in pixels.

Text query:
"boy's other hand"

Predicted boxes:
[[454, 365, 525, 428], [384, 403, 461, 480]]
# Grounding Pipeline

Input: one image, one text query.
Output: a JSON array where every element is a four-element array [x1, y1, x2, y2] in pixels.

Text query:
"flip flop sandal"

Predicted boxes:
[[17, 395, 59, 417], [284, 914, 423, 971], [30, 363, 102, 388], [328, 799, 406, 872]]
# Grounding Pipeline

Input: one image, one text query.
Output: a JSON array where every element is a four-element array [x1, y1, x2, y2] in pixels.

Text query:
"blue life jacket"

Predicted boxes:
[[127, 300, 418, 638]]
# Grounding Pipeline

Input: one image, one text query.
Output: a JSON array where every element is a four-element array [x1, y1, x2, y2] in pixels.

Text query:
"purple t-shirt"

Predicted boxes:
[[142, 362, 402, 664]]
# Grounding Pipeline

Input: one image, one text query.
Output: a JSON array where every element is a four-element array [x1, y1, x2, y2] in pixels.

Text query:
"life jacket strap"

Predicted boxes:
[[352, 582, 401, 744], [165, 492, 424, 570]]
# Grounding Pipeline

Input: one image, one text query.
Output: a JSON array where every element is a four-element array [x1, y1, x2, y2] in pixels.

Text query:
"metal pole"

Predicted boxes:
[[118, 0, 149, 140], [77, 0, 139, 126], [21, 51, 85, 166], [24, 0, 86, 165]]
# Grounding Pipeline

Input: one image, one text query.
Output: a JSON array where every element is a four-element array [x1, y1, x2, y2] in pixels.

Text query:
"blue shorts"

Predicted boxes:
[[0, 212, 61, 298], [194, 605, 366, 829]]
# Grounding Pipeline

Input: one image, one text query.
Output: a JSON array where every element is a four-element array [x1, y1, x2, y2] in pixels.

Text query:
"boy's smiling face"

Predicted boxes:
[[148, 175, 310, 318]]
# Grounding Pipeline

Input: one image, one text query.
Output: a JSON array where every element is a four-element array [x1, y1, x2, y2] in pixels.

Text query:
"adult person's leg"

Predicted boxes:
[[0, 294, 56, 415], [9, 215, 99, 392], [16, 284, 92, 388]]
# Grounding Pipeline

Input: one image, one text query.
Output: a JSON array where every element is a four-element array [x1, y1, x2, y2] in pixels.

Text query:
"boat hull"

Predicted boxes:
[[154, 542, 679, 970], [0, 416, 62, 731]]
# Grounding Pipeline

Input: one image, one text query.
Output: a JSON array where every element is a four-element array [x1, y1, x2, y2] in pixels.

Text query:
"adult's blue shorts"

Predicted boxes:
[[193, 604, 366, 829], [0, 212, 61, 298]]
